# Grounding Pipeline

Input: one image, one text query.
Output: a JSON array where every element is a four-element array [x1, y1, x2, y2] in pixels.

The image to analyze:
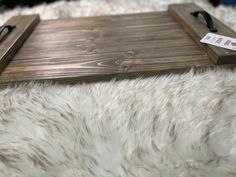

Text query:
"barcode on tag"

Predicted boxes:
[[200, 33, 236, 51]]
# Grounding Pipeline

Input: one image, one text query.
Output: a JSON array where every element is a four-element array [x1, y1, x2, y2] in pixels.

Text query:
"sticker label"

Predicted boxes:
[[200, 33, 236, 51]]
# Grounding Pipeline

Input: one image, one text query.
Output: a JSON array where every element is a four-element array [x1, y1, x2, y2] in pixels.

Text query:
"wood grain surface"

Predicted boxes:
[[0, 10, 215, 86], [0, 15, 40, 74], [168, 3, 236, 64]]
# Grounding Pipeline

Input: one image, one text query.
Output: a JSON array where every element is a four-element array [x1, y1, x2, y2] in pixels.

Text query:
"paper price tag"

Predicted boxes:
[[200, 33, 236, 51]]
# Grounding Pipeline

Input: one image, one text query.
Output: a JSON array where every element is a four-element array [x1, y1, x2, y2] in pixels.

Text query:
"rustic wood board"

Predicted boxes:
[[0, 15, 40, 75], [0, 3, 235, 85], [169, 3, 236, 64]]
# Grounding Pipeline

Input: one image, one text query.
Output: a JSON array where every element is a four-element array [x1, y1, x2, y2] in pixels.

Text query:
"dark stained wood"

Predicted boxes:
[[0, 11, 216, 86], [0, 15, 40, 74], [168, 3, 236, 64]]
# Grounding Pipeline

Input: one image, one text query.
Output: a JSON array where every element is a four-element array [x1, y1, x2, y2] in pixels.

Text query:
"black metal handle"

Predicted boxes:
[[0, 25, 16, 38], [190, 10, 217, 32]]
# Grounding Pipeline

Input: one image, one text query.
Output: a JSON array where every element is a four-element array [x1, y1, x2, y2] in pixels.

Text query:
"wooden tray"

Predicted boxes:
[[0, 3, 236, 85]]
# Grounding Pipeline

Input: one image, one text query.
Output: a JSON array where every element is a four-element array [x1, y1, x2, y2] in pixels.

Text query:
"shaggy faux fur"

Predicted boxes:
[[0, 1, 236, 177], [0, 0, 67, 9]]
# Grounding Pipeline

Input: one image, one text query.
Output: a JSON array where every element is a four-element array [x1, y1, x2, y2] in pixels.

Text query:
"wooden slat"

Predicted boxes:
[[0, 15, 40, 74], [168, 3, 236, 64], [0, 11, 215, 86]]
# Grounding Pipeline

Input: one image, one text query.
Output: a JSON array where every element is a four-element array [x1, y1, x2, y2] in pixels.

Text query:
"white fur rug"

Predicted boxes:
[[1, 1, 236, 177]]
